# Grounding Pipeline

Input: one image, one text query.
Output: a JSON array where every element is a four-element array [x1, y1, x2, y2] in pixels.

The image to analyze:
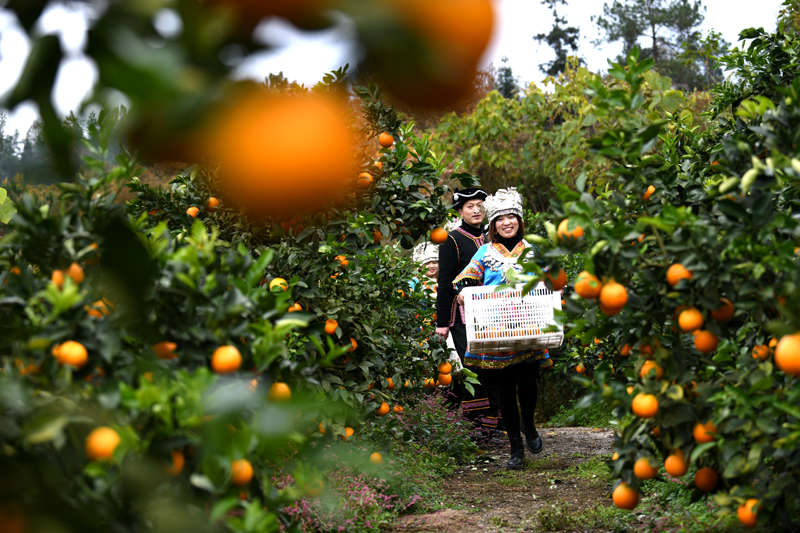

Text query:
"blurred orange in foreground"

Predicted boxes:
[[366, 0, 495, 110], [201, 89, 356, 220]]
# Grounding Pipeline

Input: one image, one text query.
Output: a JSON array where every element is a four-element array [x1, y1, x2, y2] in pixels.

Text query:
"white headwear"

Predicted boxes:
[[484, 187, 523, 223], [444, 216, 461, 232], [413, 242, 439, 266]]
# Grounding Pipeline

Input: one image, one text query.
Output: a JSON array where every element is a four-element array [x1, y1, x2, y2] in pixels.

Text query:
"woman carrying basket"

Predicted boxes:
[[454, 187, 553, 470]]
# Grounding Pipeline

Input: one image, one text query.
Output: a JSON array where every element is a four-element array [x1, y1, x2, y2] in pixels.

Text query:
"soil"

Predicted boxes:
[[388, 427, 618, 533]]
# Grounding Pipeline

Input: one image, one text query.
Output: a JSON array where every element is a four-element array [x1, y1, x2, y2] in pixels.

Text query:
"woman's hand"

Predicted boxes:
[[457, 294, 465, 306], [435, 326, 449, 339]]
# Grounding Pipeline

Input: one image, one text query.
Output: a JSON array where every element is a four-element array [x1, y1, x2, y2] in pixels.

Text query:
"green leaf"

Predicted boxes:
[[661, 90, 684, 113], [690, 441, 716, 462]]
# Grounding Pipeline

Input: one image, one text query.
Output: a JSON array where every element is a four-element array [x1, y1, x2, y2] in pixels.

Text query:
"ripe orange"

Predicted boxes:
[[694, 467, 718, 492], [545, 268, 568, 290], [769, 337, 778, 350], [438, 372, 452, 386], [231, 459, 253, 486], [710, 298, 734, 322], [693, 420, 717, 443], [186, 207, 200, 218], [438, 361, 452, 374], [752, 344, 770, 361], [652, 427, 660, 438], [737, 498, 759, 528], [85, 427, 121, 461], [664, 449, 688, 477], [211, 346, 242, 374], [633, 457, 658, 480], [626, 385, 634, 395], [165, 449, 185, 476], [357, 172, 373, 188], [324, 319, 338, 334], [599, 280, 628, 311], [631, 393, 658, 418], [54, 341, 89, 368], [642, 184, 655, 201], [269, 278, 288, 291], [431, 227, 448, 244], [775, 333, 800, 375], [393, 405, 404, 413], [574, 271, 601, 299], [678, 307, 704, 332], [378, 132, 394, 148], [341, 427, 354, 441], [666, 263, 693, 287], [423, 378, 436, 388], [153, 341, 178, 359], [374, 160, 383, 171], [693, 331, 719, 353], [335, 255, 349, 269], [620, 344, 631, 356], [85, 300, 109, 318], [66, 262, 84, 284], [348, 338, 357, 352], [199, 90, 356, 220], [319, 422, 326, 434], [557, 218, 584, 240], [268, 382, 292, 402], [640, 360, 663, 380], [612, 482, 639, 510], [369, 452, 383, 464], [372, 229, 382, 244], [611, 452, 619, 460], [288, 302, 303, 312], [375, 402, 390, 416], [576, 363, 586, 374], [206, 197, 220, 212], [51, 269, 65, 288], [386, 377, 395, 390]]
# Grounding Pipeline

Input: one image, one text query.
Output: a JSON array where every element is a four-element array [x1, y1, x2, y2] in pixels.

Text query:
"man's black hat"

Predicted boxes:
[[451, 187, 488, 210]]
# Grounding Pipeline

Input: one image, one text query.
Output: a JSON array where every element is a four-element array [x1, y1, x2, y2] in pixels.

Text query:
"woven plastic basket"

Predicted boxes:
[[462, 283, 563, 354]]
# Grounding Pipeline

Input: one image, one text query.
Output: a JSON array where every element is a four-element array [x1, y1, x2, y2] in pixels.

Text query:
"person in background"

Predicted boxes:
[[454, 187, 552, 469], [435, 187, 503, 442]]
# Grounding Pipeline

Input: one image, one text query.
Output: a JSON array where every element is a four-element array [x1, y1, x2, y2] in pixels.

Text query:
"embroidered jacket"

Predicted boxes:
[[453, 240, 554, 370], [435, 222, 485, 327]]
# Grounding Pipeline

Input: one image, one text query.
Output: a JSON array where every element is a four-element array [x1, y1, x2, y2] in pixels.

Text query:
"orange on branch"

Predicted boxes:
[[678, 307, 704, 332], [369, 452, 383, 464], [378, 131, 395, 148], [664, 449, 688, 477], [438, 361, 452, 374], [642, 184, 655, 201], [375, 402, 390, 416], [324, 319, 338, 335], [357, 172, 373, 188], [737, 499, 759, 528], [231, 459, 253, 486], [199, 89, 356, 220], [348, 338, 357, 352], [640, 360, 663, 380], [612, 482, 639, 510], [66, 262, 84, 284], [710, 298, 734, 322], [393, 405, 404, 413], [211, 346, 242, 374], [599, 280, 628, 310], [269, 278, 289, 291], [341, 427, 354, 441], [85, 427, 121, 461], [574, 271, 601, 299], [153, 341, 178, 360], [386, 377, 395, 390], [694, 467, 718, 492], [268, 382, 292, 402], [431, 227, 448, 244], [206, 197, 220, 212], [438, 372, 452, 386], [752, 344, 770, 361], [633, 457, 658, 480], [666, 263, 693, 287], [557, 218, 584, 240], [775, 333, 800, 375], [693, 330, 719, 353], [693, 420, 717, 443], [335, 255, 349, 268], [186, 207, 200, 218], [54, 341, 88, 368], [545, 268, 568, 290], [576, 363, 586, 374], [165, 449, 185, 476], [632, 393, 658, 418]]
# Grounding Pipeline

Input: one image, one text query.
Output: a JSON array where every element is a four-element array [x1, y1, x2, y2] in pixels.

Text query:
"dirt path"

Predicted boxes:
[[389, 427, 617, 533]]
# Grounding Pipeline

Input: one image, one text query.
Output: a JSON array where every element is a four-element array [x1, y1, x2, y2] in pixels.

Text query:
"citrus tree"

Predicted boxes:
[[521, 30, 800, 529]]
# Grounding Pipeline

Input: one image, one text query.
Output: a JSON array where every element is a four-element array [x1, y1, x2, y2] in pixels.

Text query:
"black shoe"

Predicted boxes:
[[524, 426, 543, 455], [507, 435, 524, 470]]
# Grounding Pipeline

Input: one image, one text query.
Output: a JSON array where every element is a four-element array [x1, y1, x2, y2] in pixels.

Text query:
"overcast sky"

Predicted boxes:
[[0, 0, 786, 138]]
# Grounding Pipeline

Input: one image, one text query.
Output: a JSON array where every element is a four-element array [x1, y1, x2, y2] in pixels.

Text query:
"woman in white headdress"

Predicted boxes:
[[453, 187, 552, 470]]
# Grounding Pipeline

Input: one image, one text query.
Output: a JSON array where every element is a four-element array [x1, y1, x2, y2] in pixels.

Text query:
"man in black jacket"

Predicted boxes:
[[436, 187, 502, 439]]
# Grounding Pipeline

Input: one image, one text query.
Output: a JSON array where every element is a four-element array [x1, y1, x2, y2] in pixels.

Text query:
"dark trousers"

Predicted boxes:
[[482, 362, 539, 439], [448, 314, 503, 431]]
